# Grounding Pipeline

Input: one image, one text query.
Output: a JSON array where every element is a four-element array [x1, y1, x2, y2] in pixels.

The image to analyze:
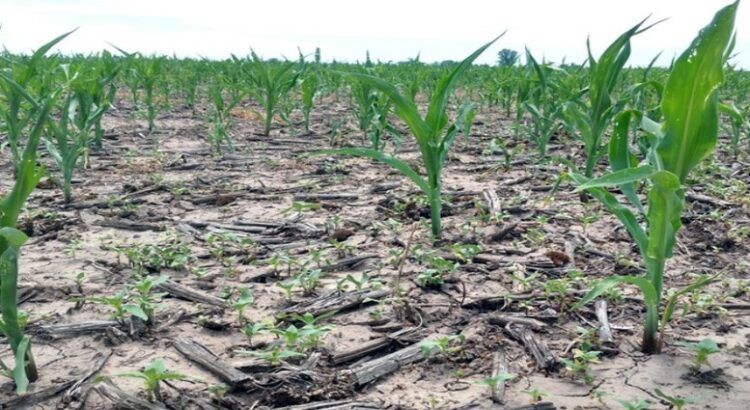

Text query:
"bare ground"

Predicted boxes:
[[1, 95, 749, 409]]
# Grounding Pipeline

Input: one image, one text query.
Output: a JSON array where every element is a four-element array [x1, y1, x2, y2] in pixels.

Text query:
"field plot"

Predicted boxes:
[[1, 3, 750, 409]]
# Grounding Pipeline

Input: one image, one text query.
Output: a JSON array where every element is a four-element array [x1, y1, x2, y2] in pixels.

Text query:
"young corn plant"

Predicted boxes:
[[369, 92, 398, 151], [45, 90, 86, 204], [348, 64, 378, 143], [138, 57, 164, 133], [70, 52, 119, 149], [718, 102, 747, 157], [0, 31, 72, 173], [0, 34, 68, 394], [521, 49, 568, 159], [45, 65, 113, 203], [571, 2, 738, 354], [564, 20, 654, 177], [316, 36, 501, 239], [247, 51, 299, 136], [207, 73, 243, 154], [300, 62, 320, 133]]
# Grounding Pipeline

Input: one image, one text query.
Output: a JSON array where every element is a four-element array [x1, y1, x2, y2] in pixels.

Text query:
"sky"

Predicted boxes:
[[1, 0, 747, 67]]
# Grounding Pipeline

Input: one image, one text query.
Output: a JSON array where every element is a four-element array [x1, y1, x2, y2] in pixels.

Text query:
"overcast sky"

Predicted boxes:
[[1, 0, 747, 67]]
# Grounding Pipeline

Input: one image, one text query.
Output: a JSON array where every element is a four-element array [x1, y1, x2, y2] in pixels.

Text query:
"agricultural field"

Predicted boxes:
[[1, 2, 750, 410]]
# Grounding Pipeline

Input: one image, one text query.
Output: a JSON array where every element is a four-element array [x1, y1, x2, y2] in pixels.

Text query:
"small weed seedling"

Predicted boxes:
[[89, 289, 148, 323], [678, 338, 720, 375], [523, 387, 549, 403], [561, 349, 600, 384], [231, 288, 255, 325], [244, 344, 306, 366], [654, 388, 692, 410], [242, 321, 268, 346], [476, 373, 517, 401], [116, 358, 198, 402], [615, 398, 650, 410], [129, 274, 169, 325], [337, 272, 382, 291], [420, 335, 466, 359]]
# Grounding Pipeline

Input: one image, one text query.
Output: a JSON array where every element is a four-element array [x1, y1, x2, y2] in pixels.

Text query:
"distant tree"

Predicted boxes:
[[497, 49, 519, 66]]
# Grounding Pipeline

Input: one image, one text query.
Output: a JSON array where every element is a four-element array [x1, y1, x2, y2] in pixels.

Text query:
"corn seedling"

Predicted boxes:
[[369, 91, 397, 151], [571, 2, 738, 353], [719, 102, 747, 157], [247, 51, 299, 136], [69, 52, 118, 149], [136, 57, 164, 133], [0, 32, 72, 394], [564, 20, 654, 176], [0, 31, 71, 173], [348, 62, 378, 142], [521, 48, 565, 159], [44, 66, 102, 203], [300, 59, 320, 133], [315, 37, 501, 239], [207, 70, 243, 154]]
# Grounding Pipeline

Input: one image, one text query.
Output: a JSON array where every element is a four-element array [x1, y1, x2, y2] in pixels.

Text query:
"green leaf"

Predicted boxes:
[[574, 166, 655, 192], [145, 358, 166, 374], [609, 110, 645, 213], [641, 115, 664, 139], [313, 148, 429, 193], [656, 1, 738, 182], [645, 171, 683, 263], [573, 275, 658, 310], [662, 274, 717, 324], [12, 336, 31, 395], [123, 304, 148, 321], [0, 228, 29, 247], [569, 173, 648, 255], [719, 102, 745, 124], [345, 72, 430, 144], [425, 34, 504, 133]]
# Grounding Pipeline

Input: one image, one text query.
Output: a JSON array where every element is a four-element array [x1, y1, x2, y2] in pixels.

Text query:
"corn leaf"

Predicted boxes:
[[569, 173, 648, 254], [12, 336, 31, 394], [662, 274, 717, 325], [609, 110, 645, 213], [315, 148, 429, 194], [573, 165, 655, 192], [656, 1, 739, 182], [425, 34, 504, 132], [345, 73, 430, 143], [645, 171, 683, 263], [573, 275, 658, 310]]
